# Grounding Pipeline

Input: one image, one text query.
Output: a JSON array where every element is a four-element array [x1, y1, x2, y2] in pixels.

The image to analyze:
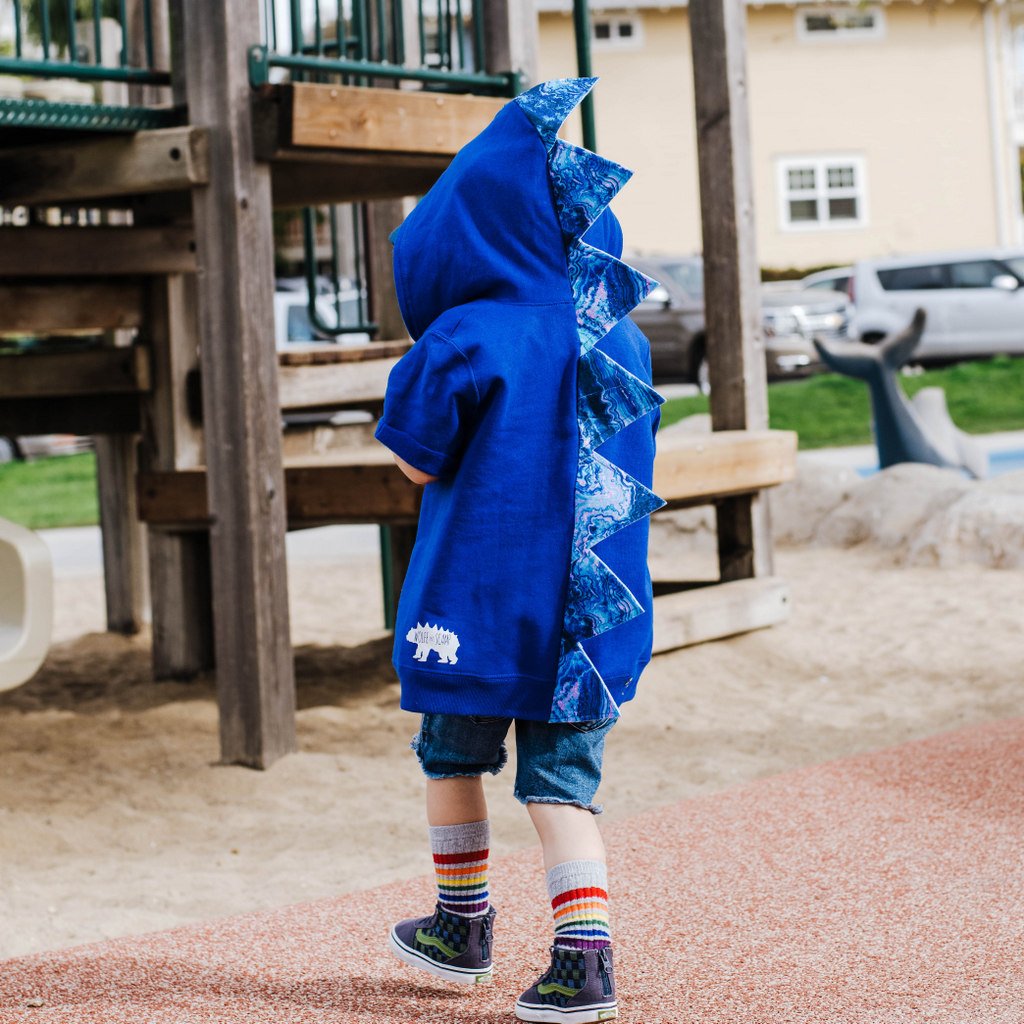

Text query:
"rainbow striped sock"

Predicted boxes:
[[547, 859, 611, 950], [429, 820, 490, 918]]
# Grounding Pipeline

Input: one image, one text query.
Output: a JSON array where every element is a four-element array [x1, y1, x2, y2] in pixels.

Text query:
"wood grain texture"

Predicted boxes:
[[285, 83, 505, 154], [0, 347, 151, 399], [652, 576, 790, 654], [0, 227, 196, 277], [277, 355, 400, 411], [178, 0, 296, 768], [276, 341, 411, 366], [689, 0, 773, 579], [137, 460, 422, 527], [0, 281, 146, 332], [653, 429, 797, 506], [0, 127, 208, 205]]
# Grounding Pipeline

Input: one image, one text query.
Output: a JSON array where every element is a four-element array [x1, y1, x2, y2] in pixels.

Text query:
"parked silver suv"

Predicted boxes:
[[848, 249, 1024, 361]]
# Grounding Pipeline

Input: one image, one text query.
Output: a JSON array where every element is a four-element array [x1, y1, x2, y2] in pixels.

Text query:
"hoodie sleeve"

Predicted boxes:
[[374, 331, 480, 478]]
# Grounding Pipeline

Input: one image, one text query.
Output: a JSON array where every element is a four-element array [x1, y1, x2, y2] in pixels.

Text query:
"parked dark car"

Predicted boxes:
[[628, 255, 852, 388]]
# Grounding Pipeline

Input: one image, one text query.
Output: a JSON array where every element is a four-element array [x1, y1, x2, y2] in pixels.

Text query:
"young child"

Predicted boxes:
[[375, 78, 664, 1023]]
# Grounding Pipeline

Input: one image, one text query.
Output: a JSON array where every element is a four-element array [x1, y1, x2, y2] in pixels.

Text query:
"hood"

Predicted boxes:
[[391, 79, 635, 340]]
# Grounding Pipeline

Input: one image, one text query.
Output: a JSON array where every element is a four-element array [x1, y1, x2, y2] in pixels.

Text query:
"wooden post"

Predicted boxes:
[[482, 0, 536, 84], [689, 0, 773, 580], [94, 427, 149, 634], [176, 0, 296, 768], [141, 273, 215, 679]]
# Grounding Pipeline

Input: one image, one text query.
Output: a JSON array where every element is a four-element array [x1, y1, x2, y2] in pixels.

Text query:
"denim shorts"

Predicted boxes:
[[411, 713, 615, 815]]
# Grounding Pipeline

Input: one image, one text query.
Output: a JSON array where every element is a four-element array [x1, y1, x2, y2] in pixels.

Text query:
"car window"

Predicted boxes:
[[1001, 256, 1024, 281], [806, 276, 849, 292], [947, 259, 1010, 288], [287, 304, 317, 341], [876, 264, 948, 291], [658, 261, 704, 299]]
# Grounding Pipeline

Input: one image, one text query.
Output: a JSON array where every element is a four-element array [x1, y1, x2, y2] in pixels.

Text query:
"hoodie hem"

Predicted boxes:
[[398, 665, 556, 721]]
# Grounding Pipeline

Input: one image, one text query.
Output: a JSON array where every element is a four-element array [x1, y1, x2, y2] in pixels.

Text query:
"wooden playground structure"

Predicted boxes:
[[0, 0, 795, 768]]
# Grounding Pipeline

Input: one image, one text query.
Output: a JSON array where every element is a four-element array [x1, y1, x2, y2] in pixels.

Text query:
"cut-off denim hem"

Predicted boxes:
[[516, 792, 604, 815], [411, 713, 614, 810], [410, 730, 509, 779]]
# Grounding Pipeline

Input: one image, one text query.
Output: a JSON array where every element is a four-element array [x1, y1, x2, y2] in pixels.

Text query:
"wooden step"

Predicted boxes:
[[255, 83, 506, 206], [652, 576, 791, 653], [654, 429, 797, 507]]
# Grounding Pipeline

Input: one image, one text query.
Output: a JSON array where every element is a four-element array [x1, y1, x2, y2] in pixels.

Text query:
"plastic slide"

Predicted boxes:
[[0, 517, 53, 691]]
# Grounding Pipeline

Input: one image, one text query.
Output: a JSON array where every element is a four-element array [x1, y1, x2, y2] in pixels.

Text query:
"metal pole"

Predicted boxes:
[[572, 0, 596, 151]]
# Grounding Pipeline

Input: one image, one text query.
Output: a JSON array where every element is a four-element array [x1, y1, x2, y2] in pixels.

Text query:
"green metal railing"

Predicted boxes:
[[0, 0, 177, 129], [249, 0, 518, 95]]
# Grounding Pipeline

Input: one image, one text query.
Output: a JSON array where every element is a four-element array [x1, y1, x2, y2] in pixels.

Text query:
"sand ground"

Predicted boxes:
[[2, 524, 1021, 961]]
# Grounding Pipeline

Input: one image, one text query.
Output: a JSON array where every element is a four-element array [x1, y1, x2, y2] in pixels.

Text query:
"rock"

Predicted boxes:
[[771, 456, 862, 544], [907, 489, 1024, 569], [815, 463, 970, 551]]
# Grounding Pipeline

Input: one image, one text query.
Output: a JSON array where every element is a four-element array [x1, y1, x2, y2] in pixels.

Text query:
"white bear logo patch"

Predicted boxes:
[[405, 622, 461, 665]]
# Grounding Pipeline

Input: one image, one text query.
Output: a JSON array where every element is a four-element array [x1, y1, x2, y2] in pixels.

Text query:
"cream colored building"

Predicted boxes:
[[536, 0, 1024, 270]]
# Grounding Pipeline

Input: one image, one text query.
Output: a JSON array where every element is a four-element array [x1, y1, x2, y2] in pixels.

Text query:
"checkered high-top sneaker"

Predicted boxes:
[[515, 945, 617, 1023], [388, 903, 495, 984]]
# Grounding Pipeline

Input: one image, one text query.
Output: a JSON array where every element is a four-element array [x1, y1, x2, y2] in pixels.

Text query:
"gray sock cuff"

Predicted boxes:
[[428, 819, 490, 855], [545, 858, 608, 901]]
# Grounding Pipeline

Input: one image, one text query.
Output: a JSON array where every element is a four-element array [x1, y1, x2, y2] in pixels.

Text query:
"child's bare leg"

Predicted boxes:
[[527, 802, 606, 870], [426, 775, 488, 826]]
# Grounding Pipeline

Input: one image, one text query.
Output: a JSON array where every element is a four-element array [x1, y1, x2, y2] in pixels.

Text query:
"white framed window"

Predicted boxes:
[[592, 15, 643, 51], [776, 155, 868, 231], [797, 7, 885, 42]]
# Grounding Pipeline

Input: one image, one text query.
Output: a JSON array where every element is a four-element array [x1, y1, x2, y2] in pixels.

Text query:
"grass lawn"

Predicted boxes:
[[661, 354, 1024, 449], [0, 452, 98, 530], [1, 357, 1021, 531]]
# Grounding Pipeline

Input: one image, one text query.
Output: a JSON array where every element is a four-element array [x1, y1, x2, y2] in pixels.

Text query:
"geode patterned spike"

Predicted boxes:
[[549, 642, 620, 724], [549, 140, 633, 241], [563, 549, 644, 642], [514, 77, 598, 151], [573, 452, 666, 559], [568, 239, 659, 355], [578, 347, 665, 452]]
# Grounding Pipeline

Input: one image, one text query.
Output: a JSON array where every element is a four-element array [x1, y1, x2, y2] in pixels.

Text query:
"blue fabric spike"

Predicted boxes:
[[515, 77, 598, 151], [549, 140, 633, 242], [563, 549, 644, 642], [578, 347, 665, 452], [568, 240, 658, 355], [549, 642, 620, 724], [573, 452, 666, 560]]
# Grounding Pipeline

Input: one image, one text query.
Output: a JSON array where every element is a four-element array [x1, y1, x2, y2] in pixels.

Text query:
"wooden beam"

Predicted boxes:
[[689, 0, 773, 580], [653, 429, 796, 508], [256, 83, 505, 157], [653, 576, 790, 654], [140, 273, 214, 681], [0, 347, 151, 400], [95, 433, 149, 636], [0, 127, 209, 205], [366, 201, 409, 342], [137, 456, 422, 527], [277, 354, 402, 411], [0, 281, 146, 332], [0, 396, 140, 435], [270, 157, 448, 207], [0, 228, 196, 277], [178, 0, 296, 768]]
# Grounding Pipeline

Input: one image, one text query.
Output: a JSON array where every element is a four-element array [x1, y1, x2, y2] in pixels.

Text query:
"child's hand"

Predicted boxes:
[[393, 453, 438, 486]]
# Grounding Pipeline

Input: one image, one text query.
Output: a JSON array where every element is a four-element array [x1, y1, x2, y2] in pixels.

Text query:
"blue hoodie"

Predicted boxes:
[[375, 79, 664, 723]]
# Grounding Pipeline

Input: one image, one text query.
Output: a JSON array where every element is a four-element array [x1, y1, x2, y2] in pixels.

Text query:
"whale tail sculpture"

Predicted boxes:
[[812, 309, 987, 479]]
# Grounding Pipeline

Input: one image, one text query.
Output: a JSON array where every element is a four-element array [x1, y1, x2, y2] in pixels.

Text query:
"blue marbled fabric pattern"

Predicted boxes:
[[563, 550, 643, 642], [550, 140, 632, 241], [568, 239, 658, 356], [513, 78, 664, 723], [573, 452, 665, 560], [514, 77, 597, 152], [549, 643, 620, 724], [578, 348, 664, 452]]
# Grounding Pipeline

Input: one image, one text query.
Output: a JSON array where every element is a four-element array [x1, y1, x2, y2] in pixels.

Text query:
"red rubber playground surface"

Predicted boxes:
[[2, 718, 1023, 1024]]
